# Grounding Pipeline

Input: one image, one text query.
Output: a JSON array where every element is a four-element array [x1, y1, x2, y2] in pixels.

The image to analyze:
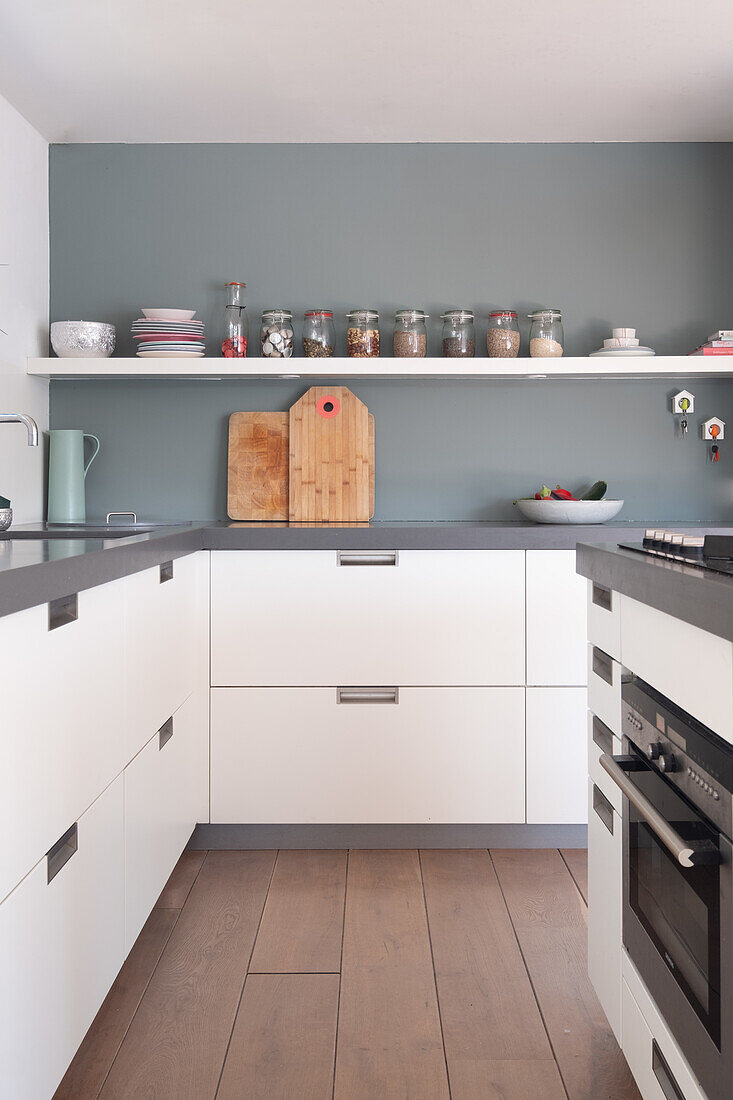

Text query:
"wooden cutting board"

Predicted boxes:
[[289, 387, 371, 522], [227, 403, 374, 521]]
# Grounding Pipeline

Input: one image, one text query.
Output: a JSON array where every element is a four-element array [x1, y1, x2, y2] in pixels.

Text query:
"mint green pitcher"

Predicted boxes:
[[47, 429, 100, 524]]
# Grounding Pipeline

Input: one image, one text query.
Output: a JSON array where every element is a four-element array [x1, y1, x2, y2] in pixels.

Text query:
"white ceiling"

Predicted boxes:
[[2, 0, 733, 143]]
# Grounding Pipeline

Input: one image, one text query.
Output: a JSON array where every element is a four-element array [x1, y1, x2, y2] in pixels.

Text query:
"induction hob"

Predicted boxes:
[[619, 530, 733, 577]]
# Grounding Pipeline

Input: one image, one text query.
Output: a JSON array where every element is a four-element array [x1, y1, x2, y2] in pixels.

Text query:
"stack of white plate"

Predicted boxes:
[[132, 308, 205, 358], [590, 326, 655, 357]]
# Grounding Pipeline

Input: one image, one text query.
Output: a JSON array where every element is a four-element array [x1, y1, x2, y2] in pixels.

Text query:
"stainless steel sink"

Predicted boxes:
[[1, 523, 190, 540]]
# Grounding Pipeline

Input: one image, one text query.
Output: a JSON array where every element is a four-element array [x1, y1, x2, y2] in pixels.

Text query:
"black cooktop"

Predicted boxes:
[[619, 531, 733, 577]]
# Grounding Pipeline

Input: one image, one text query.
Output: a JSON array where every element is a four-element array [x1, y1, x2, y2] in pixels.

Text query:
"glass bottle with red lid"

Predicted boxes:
[[221, 282, 248, 357]]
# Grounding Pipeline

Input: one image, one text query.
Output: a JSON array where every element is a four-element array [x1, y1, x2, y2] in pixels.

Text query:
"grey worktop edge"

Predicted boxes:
[[577, 542, 733, 644]]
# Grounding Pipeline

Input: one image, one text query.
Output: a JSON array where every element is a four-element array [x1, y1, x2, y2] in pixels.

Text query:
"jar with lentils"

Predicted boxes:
[[303, 309, 335, 357], [346, 309, 380, 357], [394, 309, 428, 358], [441, 309, 475, 357], [487, 310, 520, 358], [260, 309, 294, 358], [528, 309, 564, 357]]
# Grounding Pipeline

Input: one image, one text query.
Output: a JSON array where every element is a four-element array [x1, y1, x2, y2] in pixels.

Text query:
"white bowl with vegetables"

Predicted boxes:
[[514, 482, 624, 524]]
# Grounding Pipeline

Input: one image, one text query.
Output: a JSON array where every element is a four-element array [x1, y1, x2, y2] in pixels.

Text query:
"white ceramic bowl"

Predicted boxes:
[[51, 321, 115, 358], [141, 308, 196, 322], [515, 499, 624, 524]]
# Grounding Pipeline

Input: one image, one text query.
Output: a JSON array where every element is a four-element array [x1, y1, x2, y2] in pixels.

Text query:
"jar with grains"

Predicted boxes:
[[346, 309, 380, 357], [260, 309, 293, 358], [394, 309, 428, 358], [487, 310, 520, 358], [441, 309, 475, 358], [528, 309, 563, 358], [303, 309, 335, 357]]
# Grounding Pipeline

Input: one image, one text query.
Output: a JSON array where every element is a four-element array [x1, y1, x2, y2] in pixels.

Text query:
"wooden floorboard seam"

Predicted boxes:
[[487, 849, 572, 1100], [418, 849, 454, 1100], [212, 849, 280, 1100], [331, 848, 349, 1100]]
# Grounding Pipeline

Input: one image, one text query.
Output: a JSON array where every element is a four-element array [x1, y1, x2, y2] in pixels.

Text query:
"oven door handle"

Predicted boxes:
[[599, 754, 719, 869]]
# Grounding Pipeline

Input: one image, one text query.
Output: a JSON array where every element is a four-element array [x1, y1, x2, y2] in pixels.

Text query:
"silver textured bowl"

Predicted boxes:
[[0, 508, 12, 532], [51, 320, 116, 359]]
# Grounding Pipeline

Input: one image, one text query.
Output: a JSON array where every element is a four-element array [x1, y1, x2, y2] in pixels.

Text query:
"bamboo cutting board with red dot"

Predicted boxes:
[[288, 387, 372, 523]]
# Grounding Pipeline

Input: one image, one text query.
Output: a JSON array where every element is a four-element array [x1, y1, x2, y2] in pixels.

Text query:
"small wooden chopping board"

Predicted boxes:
[[289, 387, 371, 522]]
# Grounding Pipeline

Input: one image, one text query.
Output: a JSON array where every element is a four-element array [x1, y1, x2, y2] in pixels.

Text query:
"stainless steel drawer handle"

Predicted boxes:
[[599, 753, 719, 868], [592, 646, 614, 686], [592, 715, 614, 756], [337, 551, 398, 567], [337, 687, 399, 705], [47, 822, 78, 884], [592, 583, 613, 613], [158, 716, 174, 749], [160, 560, 174, 583], [652, 1041, 685, 1100], [592, 783, 614, 836], [49, 592, 78, 631]]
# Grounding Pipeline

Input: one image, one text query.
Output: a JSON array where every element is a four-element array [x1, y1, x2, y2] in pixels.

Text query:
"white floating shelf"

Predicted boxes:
[[27, 356, 733, 381]]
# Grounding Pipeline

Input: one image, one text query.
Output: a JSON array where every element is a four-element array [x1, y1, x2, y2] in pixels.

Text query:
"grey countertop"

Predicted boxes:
[[2, 518, 733, 620]]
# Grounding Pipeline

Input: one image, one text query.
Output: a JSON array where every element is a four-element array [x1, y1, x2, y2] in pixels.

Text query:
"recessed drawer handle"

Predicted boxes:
[[592, 583, 613, 612], [160, 560, 174, 583], [47, 822, 78, 884], [337, 552, 398, 567], [337, 687, 399, 705], [652, 1041, 685, 1100], [592, 646, 614, 686], [158, 716, 174, 749], [592, 715, 614, 756], [48, 592, 78, 631], [592, 783, 614, 836]]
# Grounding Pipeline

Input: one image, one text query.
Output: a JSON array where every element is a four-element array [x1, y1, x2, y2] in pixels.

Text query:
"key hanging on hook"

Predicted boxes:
[[712, 444, 720, 463]]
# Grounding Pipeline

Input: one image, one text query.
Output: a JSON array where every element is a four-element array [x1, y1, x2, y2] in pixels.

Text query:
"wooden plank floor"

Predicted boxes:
[[56, 846, 641, 1100]]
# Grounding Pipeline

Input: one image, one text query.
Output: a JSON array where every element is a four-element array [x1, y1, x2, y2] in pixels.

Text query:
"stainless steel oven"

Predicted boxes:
[[600, 673, 733, 1100]]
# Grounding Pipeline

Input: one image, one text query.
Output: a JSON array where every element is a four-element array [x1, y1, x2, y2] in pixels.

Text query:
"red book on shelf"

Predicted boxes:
[[688, 346, 733, 355]]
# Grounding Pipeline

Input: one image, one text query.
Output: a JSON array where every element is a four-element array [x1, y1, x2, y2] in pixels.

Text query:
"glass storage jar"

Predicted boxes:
[[393, 309, 428, 358], [487, 310, 520, 358], [260, 309, 293, 358], [221, 281, 248, 357], [303, 310, 335, 357], [528, 309, 563, 357], [441, 309, 475, 358], [346, 309, 380, 357]]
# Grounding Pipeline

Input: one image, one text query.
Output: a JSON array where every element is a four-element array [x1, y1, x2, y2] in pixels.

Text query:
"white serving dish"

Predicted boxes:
[[589, 346, 655, 357], [141, 308, 196, 322], [51, 320, 115, 358], [515, 499, 624, 524]]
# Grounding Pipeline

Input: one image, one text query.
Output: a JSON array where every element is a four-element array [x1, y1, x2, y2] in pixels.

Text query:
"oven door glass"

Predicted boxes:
[[626, 746, 721, 1046]]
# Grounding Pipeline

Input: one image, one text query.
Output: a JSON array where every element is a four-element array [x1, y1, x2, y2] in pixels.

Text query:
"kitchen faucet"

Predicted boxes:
[[0, 413, 39, 446]]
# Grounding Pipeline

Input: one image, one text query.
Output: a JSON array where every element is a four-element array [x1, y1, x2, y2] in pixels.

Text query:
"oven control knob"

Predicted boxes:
[[659, 753, 677, 773], [647, 743, 663, 760]]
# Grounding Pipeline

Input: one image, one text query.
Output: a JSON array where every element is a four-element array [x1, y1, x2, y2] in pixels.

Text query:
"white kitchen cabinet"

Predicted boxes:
[[0, 577, 127, 904], [0, 774, 125, 1100], [211, 687, 525, 823], [622, 970, 706, 1100], [587, 579, 621, 662], [587, 711, 623, 814], [126, 550, 209, 759], [587, 644, 623, 736], [525, 687, 587, 823], [620, 593, 733, 743], [526, 550, 587, 686], [588, 778, 622, 1042], [124, 689, 207, 950], [210, 550, 525, 687]]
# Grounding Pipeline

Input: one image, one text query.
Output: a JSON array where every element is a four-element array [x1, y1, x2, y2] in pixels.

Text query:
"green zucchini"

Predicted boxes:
[[580, 480, 607, 501]]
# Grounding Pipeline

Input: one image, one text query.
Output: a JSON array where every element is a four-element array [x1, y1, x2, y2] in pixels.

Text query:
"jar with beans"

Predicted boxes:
[[441, 309, 475, 358], [487, 310, 520, 358], [393, 310, 428, 358], [346, 309, 380, 357], [528, 309, 563, 358], [260, 309, 294, 358], [303, 309, 335, 357]]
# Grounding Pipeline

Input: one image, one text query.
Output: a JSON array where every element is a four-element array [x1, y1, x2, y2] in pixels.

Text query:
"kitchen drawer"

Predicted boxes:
[[0, 577, 127, 903], [622, 971, 706, 1100], [210, 550, 525, 687], [620, 593, 733, 743], [211, 687, 525, 823], [587, 644, 623, 736], [526, 687, 587, 823], [587, 580, 621, 662], [588, 711, 623, 815], [126, 550, 208, 758], [124, 689, 208, 950], [0, 774, 125, 1100], [526, 550, 587, 686], [588, 778, 622, 1042]]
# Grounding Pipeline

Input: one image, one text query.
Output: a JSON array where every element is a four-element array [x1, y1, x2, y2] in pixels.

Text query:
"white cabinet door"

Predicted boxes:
[[587, 580, 621, 662], [0, 578, 127, 903], [587, 644, 623, 736], [126, 550, 208, 760], [211, 687, 525, 824], [0, 775, 125, 1100], [526, 687, 587, 823], [210, 550, 525, 687], [124, 689, 207, 951], [621, 976, 707, 1100], [588, 778, 622, 1042], [526, 550, 587, 686]]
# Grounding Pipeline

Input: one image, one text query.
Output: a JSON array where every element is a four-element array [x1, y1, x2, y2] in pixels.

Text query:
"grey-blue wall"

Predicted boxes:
[[49, 143, 733, 521]]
